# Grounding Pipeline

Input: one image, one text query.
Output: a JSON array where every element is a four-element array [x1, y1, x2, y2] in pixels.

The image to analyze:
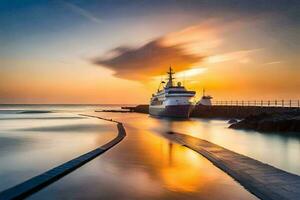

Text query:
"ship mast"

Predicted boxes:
[[166, 66, 174, 88]]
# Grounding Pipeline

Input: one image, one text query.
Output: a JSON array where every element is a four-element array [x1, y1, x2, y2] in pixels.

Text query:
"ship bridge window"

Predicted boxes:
[[168, 91, 195, 94]]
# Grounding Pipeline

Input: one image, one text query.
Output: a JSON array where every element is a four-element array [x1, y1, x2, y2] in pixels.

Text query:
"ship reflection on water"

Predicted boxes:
[[160, 142, 209, 192]]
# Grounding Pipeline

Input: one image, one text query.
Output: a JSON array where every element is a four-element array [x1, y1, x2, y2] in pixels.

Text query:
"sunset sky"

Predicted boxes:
[[1, 0, 299, 104]]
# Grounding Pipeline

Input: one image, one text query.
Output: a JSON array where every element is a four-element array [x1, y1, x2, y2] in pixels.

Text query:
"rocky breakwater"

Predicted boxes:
[[126, 104, 149, 114], [229, 110, 300, 132]]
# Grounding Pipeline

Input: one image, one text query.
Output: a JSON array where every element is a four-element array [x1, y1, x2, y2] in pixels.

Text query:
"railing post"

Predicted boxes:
[[194, 97, 299, 110]]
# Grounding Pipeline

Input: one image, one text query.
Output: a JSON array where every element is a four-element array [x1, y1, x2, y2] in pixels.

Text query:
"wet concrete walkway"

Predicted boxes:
[[0, 116, 126, 200], [164, 131, 300, 200]]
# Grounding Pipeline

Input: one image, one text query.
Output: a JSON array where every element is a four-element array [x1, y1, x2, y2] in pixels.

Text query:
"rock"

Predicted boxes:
[[229, 111, 300, 133], [133, 105, 149, 113], [166, 131, 174, 134], [228, 119, 238, 124]]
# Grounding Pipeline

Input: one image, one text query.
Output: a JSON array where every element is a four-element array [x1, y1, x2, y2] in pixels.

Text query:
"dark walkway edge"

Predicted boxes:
[[0, 116, 126, 200], [164, 132, 300, 200]]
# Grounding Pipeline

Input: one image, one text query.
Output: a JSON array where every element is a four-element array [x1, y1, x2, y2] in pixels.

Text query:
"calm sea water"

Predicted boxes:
[[1, 105, 299, 199], [0, 105, 117, 191]]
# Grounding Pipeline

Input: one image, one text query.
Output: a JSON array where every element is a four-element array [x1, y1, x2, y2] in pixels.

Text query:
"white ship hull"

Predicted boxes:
[[149, 104, 194, 118], [149, 96, 194, 118]]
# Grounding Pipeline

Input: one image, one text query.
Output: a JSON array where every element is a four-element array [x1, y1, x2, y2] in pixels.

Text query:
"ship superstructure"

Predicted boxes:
[[149, 67, 196, 118]]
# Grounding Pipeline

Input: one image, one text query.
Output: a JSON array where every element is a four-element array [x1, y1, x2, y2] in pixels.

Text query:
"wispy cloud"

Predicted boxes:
[[161, 20, 223, 54], [152, 67, 207, 81], [263, 61, 282, 65], [62, 1, 101, 24], [206, 49, 263, 64], [175, 68, 207, 78]]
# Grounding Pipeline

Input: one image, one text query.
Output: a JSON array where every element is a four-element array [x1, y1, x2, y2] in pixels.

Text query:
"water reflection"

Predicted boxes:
[[3, 106, 298, 199], [160, 142, 206, 192], [30, 112, 257, 200]]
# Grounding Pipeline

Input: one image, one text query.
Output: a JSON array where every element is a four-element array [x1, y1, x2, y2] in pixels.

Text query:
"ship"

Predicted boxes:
[[149, 67, 196, 118]]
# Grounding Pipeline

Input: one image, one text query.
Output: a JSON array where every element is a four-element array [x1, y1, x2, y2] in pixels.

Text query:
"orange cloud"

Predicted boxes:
[[92, 40, 203, 81]]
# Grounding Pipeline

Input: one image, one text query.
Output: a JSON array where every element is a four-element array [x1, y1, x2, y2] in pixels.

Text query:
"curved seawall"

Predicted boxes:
[[0, 116, 126, 200]]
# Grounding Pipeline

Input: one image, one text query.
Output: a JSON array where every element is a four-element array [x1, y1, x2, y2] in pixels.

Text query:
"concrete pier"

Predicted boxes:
[[0, 116, 126, 200], [191, 105, 299, 118], [123, 104, 299, 118], [164, 131, 300, 200]]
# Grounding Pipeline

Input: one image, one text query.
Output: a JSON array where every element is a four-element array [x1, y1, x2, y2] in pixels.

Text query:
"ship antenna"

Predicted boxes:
[[166, 66, 174, 88]]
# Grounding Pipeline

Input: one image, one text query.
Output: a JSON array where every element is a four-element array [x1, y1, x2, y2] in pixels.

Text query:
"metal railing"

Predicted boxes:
[[212, 100, 300, 108]]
